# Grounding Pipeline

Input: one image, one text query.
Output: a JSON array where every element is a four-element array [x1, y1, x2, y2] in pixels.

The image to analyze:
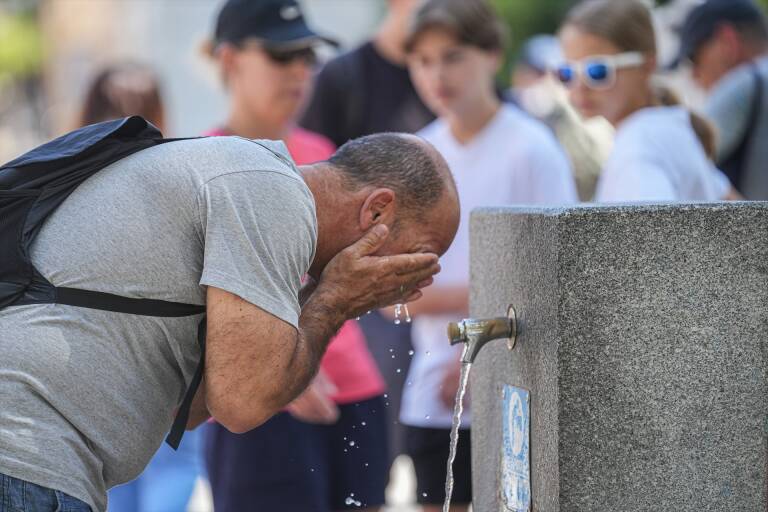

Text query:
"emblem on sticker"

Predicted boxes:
[[502, 385, 531, 511]]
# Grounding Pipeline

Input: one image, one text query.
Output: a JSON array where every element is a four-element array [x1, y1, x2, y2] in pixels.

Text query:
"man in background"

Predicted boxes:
[[674, 0, 768, 199]]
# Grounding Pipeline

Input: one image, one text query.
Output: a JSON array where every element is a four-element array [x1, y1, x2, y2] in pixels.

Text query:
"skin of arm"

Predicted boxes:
[[185, 279, 322, 430], [202, 285, 346, 434]]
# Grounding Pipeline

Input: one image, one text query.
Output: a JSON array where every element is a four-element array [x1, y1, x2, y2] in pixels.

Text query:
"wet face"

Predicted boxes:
[[224, 41, 315, 127], [407, 28, 499, 118], [559, 25, 653, 125]]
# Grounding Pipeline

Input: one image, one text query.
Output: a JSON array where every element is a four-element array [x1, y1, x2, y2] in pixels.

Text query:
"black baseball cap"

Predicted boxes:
[[670, 0, 766, 67], [213, 0, 338, 50]]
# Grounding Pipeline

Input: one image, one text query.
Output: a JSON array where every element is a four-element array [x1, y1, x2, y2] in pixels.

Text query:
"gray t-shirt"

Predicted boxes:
[[0, 136, 317, 511], [704, 55, 768, 200]]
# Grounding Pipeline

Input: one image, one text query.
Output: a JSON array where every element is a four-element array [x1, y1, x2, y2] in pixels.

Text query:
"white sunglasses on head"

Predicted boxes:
[[555, 52, 646, 90]]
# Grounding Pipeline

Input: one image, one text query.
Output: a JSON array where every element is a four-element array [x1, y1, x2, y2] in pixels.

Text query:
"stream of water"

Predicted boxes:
[[442, 344, 472, 512]]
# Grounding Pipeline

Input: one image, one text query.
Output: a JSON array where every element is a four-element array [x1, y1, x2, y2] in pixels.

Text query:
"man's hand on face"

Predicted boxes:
[[314, 224, 440, 320]]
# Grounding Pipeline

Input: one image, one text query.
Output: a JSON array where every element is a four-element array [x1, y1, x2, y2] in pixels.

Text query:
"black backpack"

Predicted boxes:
[[0, 116, 204, 449]]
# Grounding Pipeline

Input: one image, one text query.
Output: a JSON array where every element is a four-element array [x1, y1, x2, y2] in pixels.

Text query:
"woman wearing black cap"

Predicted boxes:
[[201, 2, 389, 511]]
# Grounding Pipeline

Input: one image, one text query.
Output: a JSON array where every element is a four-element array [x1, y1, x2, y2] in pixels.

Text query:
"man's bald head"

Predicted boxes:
[[327, 132, 457, 220]]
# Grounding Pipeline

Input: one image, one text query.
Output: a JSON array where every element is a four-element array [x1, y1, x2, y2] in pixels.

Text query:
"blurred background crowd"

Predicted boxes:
[[2, 0, 767, 511]]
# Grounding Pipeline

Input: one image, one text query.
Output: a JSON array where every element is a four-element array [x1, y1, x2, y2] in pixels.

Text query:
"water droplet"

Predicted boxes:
[[349, 440, 356, 447], [426, 350, 431, 356], [355, 316, 360, 321], [396, 368, 401, 373], [394, 318, 401, 325], [403, 304, 412, 323], [422, 492, 428, 497], [408, 350, 414, 356], [389, 348, 394, 353], [425, 414, 430, 419], [361, 421, 367, 426], [391, 354, 396, 358], [407, 380, 412, 386], [310, 468, 315, 472], [383, 394, 388, 399], [365, 462, 369, 467]]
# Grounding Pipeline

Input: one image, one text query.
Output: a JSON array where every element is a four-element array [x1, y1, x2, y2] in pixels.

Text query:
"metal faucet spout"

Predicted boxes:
[[447, 306, 517, 363]]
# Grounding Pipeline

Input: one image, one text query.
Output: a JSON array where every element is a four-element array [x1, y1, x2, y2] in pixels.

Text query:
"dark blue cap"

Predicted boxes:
[[214, 0, 338, 49], [671, 0, 766, 67]]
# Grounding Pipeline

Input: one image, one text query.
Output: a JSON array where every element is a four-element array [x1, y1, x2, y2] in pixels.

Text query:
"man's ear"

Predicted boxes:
[[359, 188, 396, 230]]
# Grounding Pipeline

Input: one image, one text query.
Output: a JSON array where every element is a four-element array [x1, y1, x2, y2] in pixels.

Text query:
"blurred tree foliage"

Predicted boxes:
[[490, 0, 575, 84], [0, 9, 43, 82]]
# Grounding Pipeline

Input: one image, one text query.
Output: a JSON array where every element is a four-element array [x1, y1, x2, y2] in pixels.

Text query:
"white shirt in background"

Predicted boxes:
[[595, 106, 731, 202], [400, 104, 577, 429]]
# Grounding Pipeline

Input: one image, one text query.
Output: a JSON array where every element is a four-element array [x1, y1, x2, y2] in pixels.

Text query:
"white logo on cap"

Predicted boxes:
[[280, 5, 300, 20]]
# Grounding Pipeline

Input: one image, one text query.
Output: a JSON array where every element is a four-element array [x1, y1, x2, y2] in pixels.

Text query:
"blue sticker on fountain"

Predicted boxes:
[[502, 385, 530, 512]]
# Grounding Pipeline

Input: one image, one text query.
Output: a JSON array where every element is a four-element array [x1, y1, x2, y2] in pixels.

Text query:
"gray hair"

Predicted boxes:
[[328, 133, 451, 217]]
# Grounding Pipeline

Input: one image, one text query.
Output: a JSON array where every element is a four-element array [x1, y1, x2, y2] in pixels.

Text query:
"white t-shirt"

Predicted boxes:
[[595, 106, 731, 202], [400, 105, 577, 429]]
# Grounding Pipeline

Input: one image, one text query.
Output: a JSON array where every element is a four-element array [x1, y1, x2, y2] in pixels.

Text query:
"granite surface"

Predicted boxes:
[[469, 203, 768, 512]]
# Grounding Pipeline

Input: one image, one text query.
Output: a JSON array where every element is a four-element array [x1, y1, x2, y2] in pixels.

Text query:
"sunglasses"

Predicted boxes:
[[236, 40, 318, 66], [555, 52, 645, 90], [263, 46, 318, 67]]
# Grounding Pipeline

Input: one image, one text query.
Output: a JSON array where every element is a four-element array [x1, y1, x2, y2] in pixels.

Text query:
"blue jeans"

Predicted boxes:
[[0, 473, 91, 512]]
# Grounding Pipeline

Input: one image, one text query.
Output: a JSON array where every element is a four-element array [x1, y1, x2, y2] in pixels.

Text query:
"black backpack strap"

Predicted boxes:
[[166, 318, 206, 449], [55, 287, 205, 316]]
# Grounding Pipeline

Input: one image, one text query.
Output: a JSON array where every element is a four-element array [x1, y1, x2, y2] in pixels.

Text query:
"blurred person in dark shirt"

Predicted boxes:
[[300, 0, 434, 145]]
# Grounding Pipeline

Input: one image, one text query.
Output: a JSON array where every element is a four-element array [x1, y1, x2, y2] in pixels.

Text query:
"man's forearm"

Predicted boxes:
[[274, 289, 347, 412]]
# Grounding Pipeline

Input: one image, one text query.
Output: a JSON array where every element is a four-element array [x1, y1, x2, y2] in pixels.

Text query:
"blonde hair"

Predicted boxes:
[[564, 0, 716, 160], [563, 0, 656, 55]]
